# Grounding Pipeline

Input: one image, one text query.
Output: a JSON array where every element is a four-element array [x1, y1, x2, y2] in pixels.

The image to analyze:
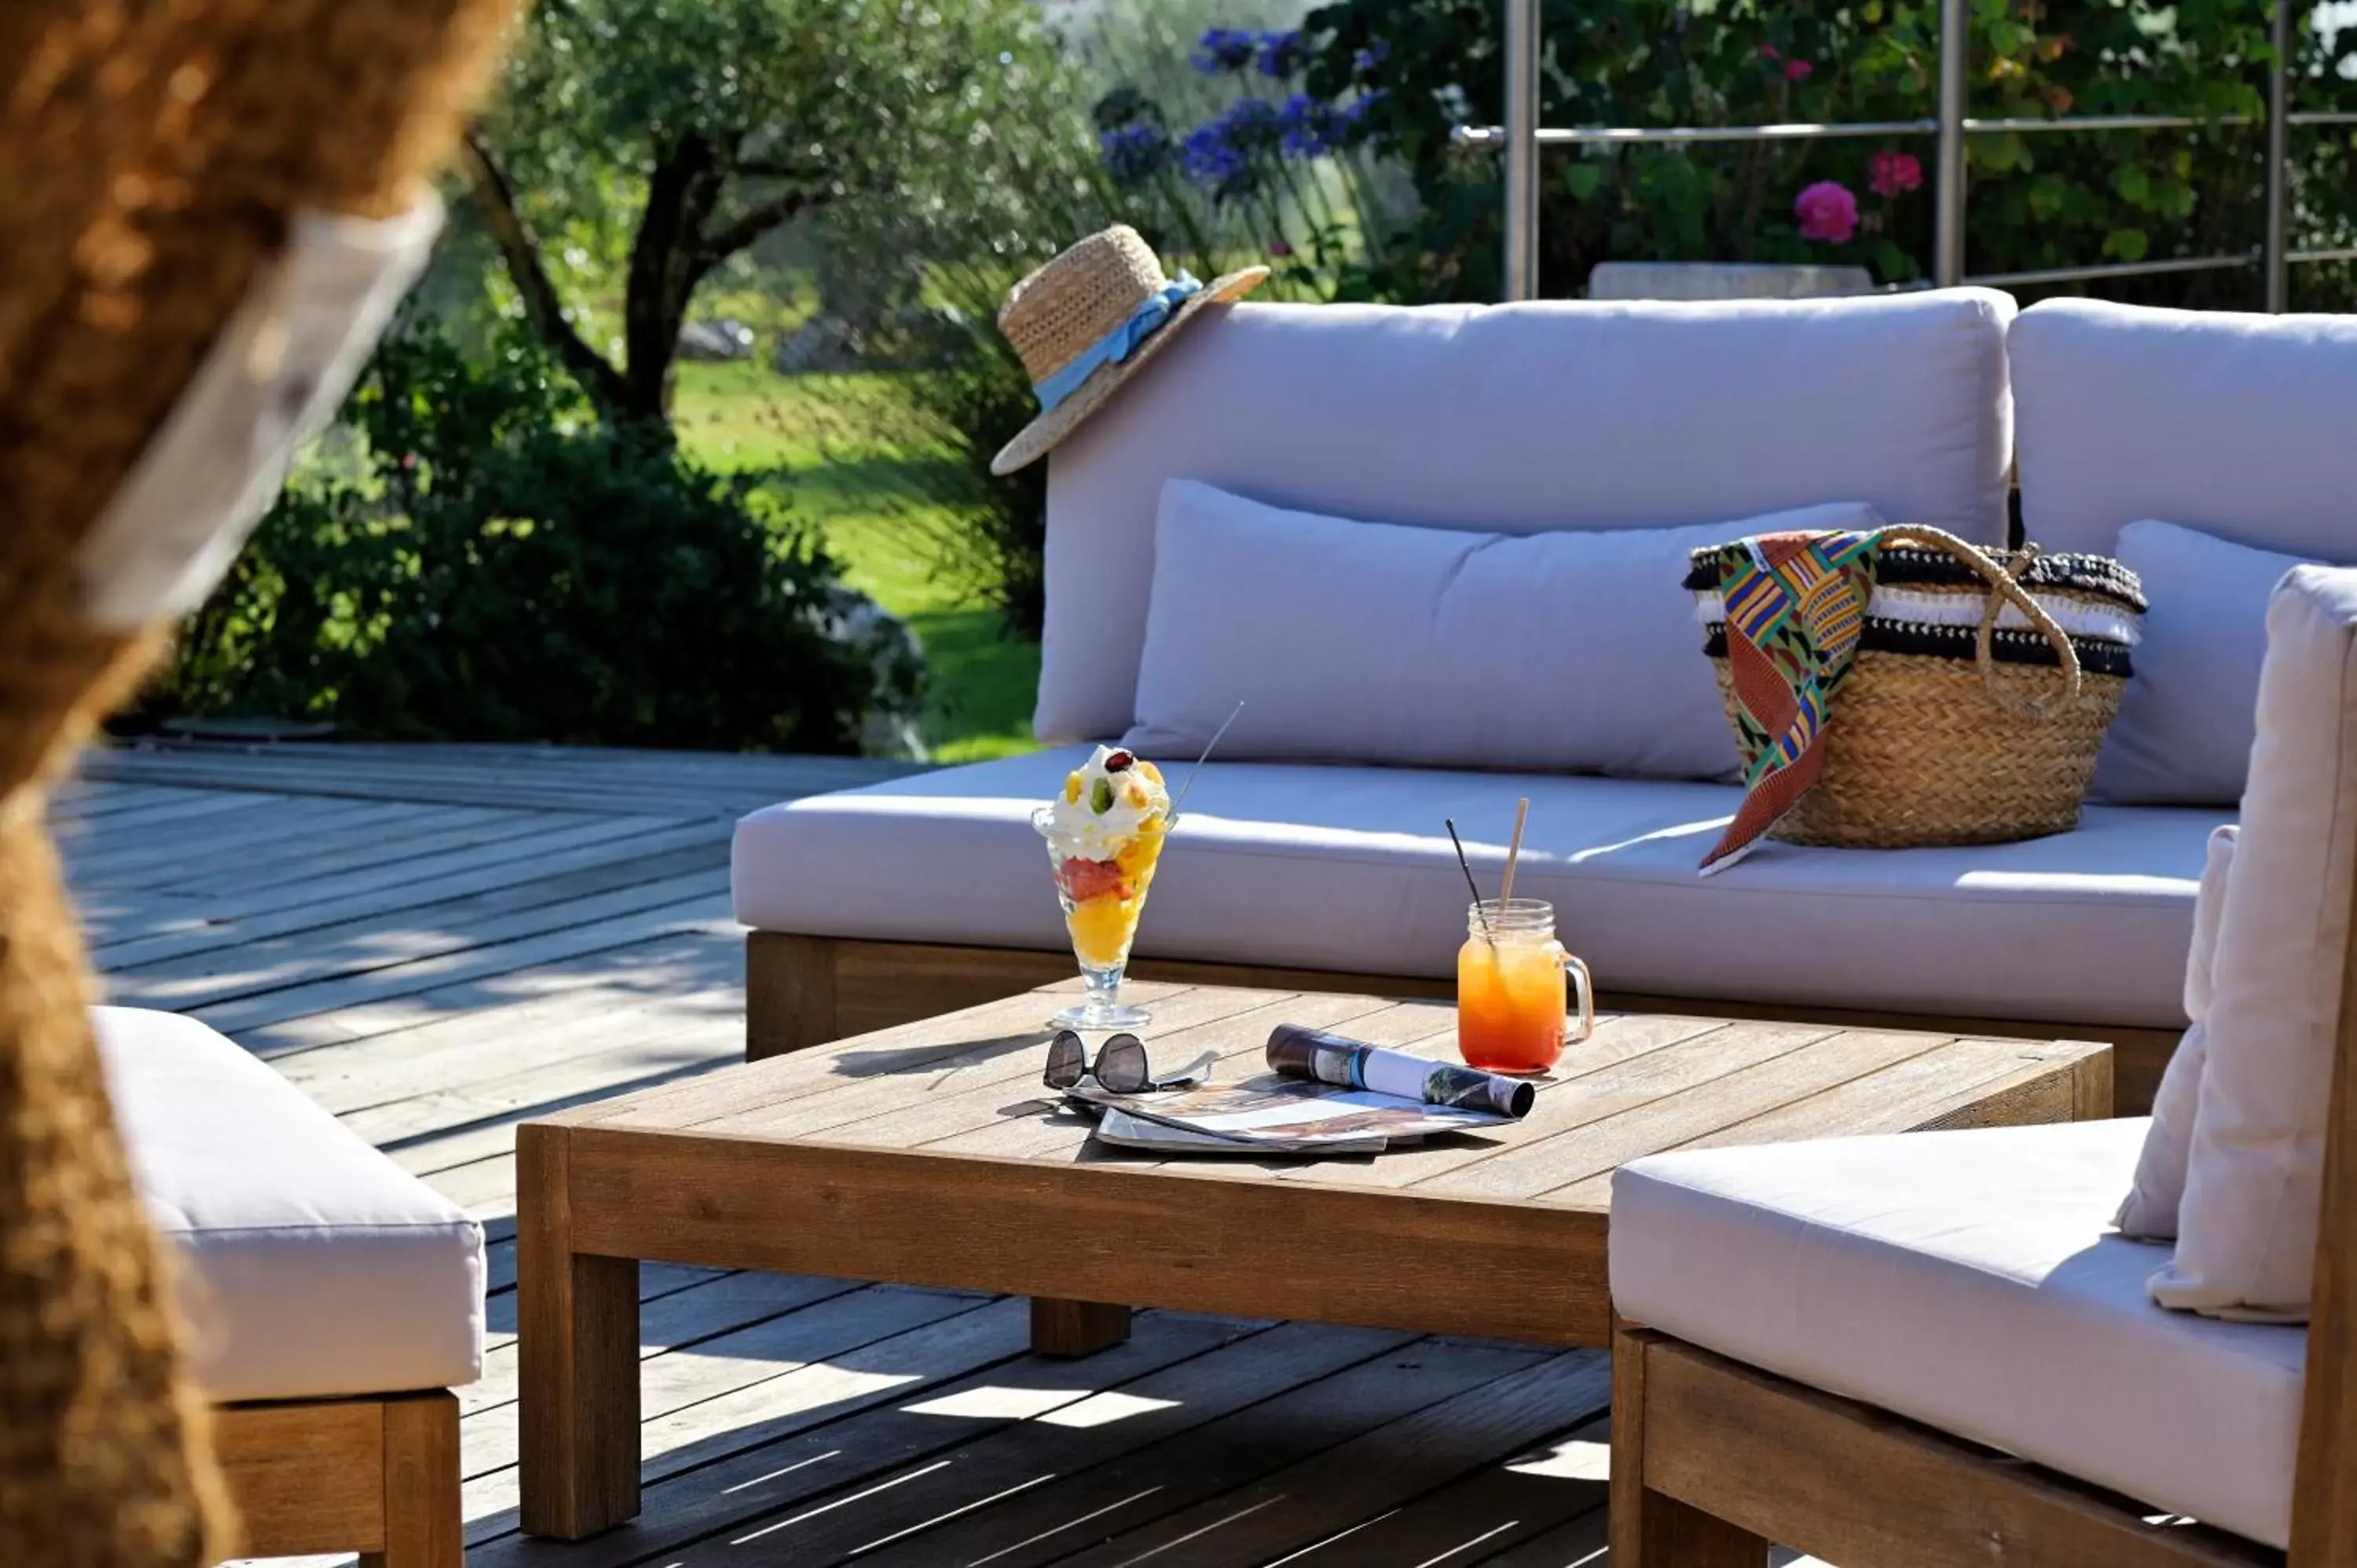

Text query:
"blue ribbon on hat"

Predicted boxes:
[[1030, 273, 1204, 413]]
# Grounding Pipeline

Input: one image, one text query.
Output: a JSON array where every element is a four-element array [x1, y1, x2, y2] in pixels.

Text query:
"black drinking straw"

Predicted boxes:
[[1445, 819, 1494, 940]]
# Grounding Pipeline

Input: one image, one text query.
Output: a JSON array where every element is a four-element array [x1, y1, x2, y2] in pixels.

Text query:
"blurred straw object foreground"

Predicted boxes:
[[0, 2, 514, 1563]]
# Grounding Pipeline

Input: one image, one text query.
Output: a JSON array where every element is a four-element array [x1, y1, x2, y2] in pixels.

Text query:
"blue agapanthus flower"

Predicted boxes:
[[1180, 119, 1249, 195], [1354, 38, 1391, 72], [1277, 93, 1338, 158], [1098, 122, 1170, 185], [1191, 27, 1260, 75], [1336, 90, 1390, 148], [1257, 28, 1307, 77], [1219, 96, 1283, 153]]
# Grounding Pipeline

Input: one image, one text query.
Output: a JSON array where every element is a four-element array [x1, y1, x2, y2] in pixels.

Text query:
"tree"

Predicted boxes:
[[466, 0, 1072, 426]]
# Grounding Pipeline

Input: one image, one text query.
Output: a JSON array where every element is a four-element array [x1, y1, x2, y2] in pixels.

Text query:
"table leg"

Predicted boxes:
[[518, 1124, 641, 1539], [1030, 1297, 1131, 1357]]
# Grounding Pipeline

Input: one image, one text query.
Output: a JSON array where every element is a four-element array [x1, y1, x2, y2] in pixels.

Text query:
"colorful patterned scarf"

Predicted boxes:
[[1700, 528, 1885, 874]]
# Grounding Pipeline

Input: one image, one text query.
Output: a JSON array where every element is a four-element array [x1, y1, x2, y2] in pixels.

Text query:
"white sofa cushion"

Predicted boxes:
[[1039, 289, 2018, 742], [1611, 1119, 2304, 1549], [2012, 298, 2357, 563], [2117, 823, 2235, 1241], [1125, 482, 1884, 780], [95, 1006, 485, 1403], [732, 746, 2223, 1030], [2093, 521, 2314, 806], [2156, 566, 2357, 1321]]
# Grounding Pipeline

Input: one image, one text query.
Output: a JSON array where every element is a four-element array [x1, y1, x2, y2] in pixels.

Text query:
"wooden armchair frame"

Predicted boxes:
[[1609, 884, 2357, 1566], [211, 1390, 460, 1566]]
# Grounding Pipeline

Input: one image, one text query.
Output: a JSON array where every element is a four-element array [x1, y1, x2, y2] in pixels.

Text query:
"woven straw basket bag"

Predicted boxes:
[[1696, 526, 2145, 848]]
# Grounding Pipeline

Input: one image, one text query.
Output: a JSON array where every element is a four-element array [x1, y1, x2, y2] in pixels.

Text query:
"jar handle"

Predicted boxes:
[[1561, 952, 1595, 1044]]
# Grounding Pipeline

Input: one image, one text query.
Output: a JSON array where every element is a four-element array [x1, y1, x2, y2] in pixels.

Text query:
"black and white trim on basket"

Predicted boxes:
[[1691, 584, 2144, 647], [1701, 619, 2138, 679]]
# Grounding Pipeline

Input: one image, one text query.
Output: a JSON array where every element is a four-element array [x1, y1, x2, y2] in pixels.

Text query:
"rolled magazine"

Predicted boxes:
[[1266, 1024, 1538, 1119]]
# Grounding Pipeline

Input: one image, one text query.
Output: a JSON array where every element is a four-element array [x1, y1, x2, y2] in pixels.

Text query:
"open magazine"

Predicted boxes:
[[1066, 1024, 1536, 1155]]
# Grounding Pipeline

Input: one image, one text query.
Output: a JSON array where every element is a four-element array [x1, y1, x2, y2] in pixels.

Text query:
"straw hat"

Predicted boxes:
[[992, 226, 1267, 475]]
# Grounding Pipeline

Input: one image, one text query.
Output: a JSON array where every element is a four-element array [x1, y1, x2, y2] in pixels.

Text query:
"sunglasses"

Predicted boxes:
[[1043, 1030, 1215, 1095]]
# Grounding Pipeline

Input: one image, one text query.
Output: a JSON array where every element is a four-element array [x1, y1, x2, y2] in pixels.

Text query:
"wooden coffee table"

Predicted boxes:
[[515, 979, 2110, 1539]]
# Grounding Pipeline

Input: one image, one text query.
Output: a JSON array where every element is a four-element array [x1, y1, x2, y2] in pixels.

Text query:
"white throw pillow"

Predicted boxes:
[[2092, 520, 2317, 806], [2154, 566, 2357, 1321], [2116, 823, 2235, 1241], [1124, 480, 1886, 779]]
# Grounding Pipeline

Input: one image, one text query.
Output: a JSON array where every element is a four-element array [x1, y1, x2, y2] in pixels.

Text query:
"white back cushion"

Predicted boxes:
[[1124, 480, 1885, 779], [2117, 822, 2235, 1241], [2154, 567, 2357, 1321], [2013, 299, 2357, 560], [1038, 289, 2019, 742], [2093, 521, 2316, 806]]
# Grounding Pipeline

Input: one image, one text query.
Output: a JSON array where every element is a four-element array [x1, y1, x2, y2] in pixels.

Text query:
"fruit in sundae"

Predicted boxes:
[[1037, 746, 1170, 971]]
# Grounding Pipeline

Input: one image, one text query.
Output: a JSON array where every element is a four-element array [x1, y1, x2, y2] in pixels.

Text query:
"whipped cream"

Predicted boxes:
[[1041, 744, 1169, 859]]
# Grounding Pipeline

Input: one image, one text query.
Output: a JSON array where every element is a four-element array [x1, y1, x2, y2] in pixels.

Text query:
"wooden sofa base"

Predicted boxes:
[[1610, 1325, 2280, 1568], [211, 1390, 459, 1566], [746, 931, 2178, 1114]]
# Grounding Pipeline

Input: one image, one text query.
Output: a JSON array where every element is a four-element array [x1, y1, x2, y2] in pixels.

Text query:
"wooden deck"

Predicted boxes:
[[63, 742, 1622, 1568]]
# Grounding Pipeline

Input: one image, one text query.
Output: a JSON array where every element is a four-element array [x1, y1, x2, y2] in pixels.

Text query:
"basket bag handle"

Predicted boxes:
[[1875, 525, 2082, 719]]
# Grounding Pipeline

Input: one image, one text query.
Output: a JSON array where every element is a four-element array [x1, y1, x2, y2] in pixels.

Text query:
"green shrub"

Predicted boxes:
[[152, 317, 919, 753]]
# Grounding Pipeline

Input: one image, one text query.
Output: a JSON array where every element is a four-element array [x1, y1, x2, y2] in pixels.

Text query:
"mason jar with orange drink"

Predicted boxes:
[[1456, 898, 1594, 1075]]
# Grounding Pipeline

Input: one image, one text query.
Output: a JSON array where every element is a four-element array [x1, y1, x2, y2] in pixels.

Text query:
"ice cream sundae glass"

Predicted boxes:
[[1033, 745, 1171, 1029]]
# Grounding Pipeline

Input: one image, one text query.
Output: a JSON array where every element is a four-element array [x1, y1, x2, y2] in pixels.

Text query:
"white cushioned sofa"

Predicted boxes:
[[100, 1006, 484, 1566], [734, 291, 2357, 1111]]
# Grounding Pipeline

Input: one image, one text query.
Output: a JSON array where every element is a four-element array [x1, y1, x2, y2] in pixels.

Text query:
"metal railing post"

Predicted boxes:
[[1934, 0, 1968, 286], [2266, 0, 2293, 312], [1503, 0, 1541, 301]]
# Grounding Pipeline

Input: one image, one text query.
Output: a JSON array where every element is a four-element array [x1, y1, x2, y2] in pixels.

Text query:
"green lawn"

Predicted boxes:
[[670, 361, 1041, 764]]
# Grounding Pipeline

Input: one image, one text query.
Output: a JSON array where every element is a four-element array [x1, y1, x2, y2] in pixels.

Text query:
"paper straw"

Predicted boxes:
[[1500, 797, 1530, 906]]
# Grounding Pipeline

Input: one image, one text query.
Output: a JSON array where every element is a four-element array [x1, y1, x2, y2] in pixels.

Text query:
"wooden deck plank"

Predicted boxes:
[[467, 1311, 1288, 1568], [85, 815, 715, 962], [111, 865, 732, 1013], [101, 831, 731, 980], [1313, 1411, 1612, 1565], [825, 1336, 1556, 1568], [1043, 1350, 1608, 1568], [464, 1292, 1027, 1544], [196, 895, 736, 1042], [70, 797, 449, 885]]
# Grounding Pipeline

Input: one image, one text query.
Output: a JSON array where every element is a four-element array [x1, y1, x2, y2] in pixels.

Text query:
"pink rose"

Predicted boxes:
[[1785, 58, 1813, 82], [1759, 42, 1780, 59], [1794, 180, 1858, 244], [1869, 150, 1923, 198]]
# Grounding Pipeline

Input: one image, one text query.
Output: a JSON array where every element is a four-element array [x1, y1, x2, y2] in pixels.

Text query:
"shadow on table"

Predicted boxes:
[[827, 1031, 1055, 1081]]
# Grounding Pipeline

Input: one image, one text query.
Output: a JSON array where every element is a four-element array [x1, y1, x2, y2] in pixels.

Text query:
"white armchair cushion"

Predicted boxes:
[[2093, 521, 2314, 806], [1124, 480, 1883, 779], [1613, 1120, 2303, 1549], [97, 1006, 486, 1402], [2117, 822, 2234, 1241], [2155, 566, 2357, 1321]]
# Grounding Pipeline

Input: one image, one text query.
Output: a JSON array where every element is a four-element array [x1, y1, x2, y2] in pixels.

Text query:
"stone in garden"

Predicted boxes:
[[676, 317, 755, 361], [816, 584, 928, 760]]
